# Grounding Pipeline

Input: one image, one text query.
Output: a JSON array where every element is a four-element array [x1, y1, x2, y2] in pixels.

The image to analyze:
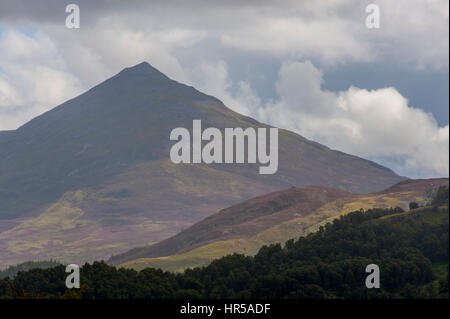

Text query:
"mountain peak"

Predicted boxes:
[[117, 61, 169, 79], [126, 61, 154, 71]]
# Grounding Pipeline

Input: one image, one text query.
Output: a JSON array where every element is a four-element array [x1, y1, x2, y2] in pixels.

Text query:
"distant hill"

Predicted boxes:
[[0, 62, 405, 268], [3, 187, 448, 299], [112, 178, 448, 271], [0, 260, 62, 279]]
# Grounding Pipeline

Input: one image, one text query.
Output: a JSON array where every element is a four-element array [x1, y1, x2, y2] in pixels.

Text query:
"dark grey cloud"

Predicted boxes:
[[0, 0, 136, 23], [0, 0, 278, 24]]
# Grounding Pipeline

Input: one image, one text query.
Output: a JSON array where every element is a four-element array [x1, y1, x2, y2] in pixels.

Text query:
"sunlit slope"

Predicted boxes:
[[117, 178, 448, 272], [0, 159, 275, 268]]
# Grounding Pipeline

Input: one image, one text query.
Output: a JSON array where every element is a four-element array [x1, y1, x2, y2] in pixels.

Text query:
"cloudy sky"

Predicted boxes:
[[0, 0, 448, 178]]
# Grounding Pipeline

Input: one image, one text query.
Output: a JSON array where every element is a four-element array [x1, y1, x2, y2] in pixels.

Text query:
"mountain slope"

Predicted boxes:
[[109, 186, 353, 264], [113, 178, 448, 271], [0, 62, 403, 220], [0, 62, 405, 267], [3, 193, 448, 299]]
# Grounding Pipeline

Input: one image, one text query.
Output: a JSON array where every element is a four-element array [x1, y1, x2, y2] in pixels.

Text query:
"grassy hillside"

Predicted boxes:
[[109, 185, 353, 264], [116, 178, 448, 271], [2, 186, 447, 299]]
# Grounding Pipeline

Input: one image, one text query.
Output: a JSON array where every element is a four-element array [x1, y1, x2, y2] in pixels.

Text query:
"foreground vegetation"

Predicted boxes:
[[1, 186, 448, 299]]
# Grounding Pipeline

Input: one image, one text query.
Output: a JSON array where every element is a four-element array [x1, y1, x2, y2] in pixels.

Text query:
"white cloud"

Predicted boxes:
[[221, 16, 374, 65], [41, 17, 206, 85], [0, 75, 22, 110], [257, 61, 449, 178], [374, 0, 449, 70], [0, 29, 83, 130], [0, 20, 207, 130], [188, 60, 260, 116], [181, 59, 449, 177], [216, 0, 449, 69]]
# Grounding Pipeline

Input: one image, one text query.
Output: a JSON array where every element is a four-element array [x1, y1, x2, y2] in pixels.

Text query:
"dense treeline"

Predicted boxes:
[[1, 187, 448, 299], [0, 260, 61, 280]]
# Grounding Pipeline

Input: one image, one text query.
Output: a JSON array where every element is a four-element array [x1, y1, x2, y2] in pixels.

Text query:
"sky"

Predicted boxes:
[[0, 0, 448, 178]]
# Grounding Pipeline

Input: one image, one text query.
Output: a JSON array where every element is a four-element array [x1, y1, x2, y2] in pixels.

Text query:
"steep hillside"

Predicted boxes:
[[114, 178, 448, 271], [109, 186, 353, 264], [0, 62, 405, 268], [0, 62, 403, 221]]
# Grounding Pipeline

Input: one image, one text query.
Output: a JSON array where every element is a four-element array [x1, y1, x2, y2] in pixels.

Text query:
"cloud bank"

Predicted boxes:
[[193, 60, 449, 178], [260, 62, 449, 178], [0, 0, 448, 178]]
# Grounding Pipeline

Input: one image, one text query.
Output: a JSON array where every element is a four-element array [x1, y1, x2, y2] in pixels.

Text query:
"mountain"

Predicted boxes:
[[0, 62, 405, 268], [111, 178, 448, 271]]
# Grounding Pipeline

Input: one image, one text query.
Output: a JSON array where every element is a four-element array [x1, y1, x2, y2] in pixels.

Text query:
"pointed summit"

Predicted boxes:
[[118, 61, 170, 79], [132, 61, 152, 69]]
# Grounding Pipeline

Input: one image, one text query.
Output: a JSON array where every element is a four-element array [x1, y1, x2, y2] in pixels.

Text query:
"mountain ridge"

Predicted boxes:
[[109, 185, 353, 264], [111, 178, 448, 270], [0, 62, 406, 267]]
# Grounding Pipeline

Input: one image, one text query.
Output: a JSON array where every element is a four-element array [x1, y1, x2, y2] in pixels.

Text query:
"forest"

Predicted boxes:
[[0, 186, 448, 299]]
